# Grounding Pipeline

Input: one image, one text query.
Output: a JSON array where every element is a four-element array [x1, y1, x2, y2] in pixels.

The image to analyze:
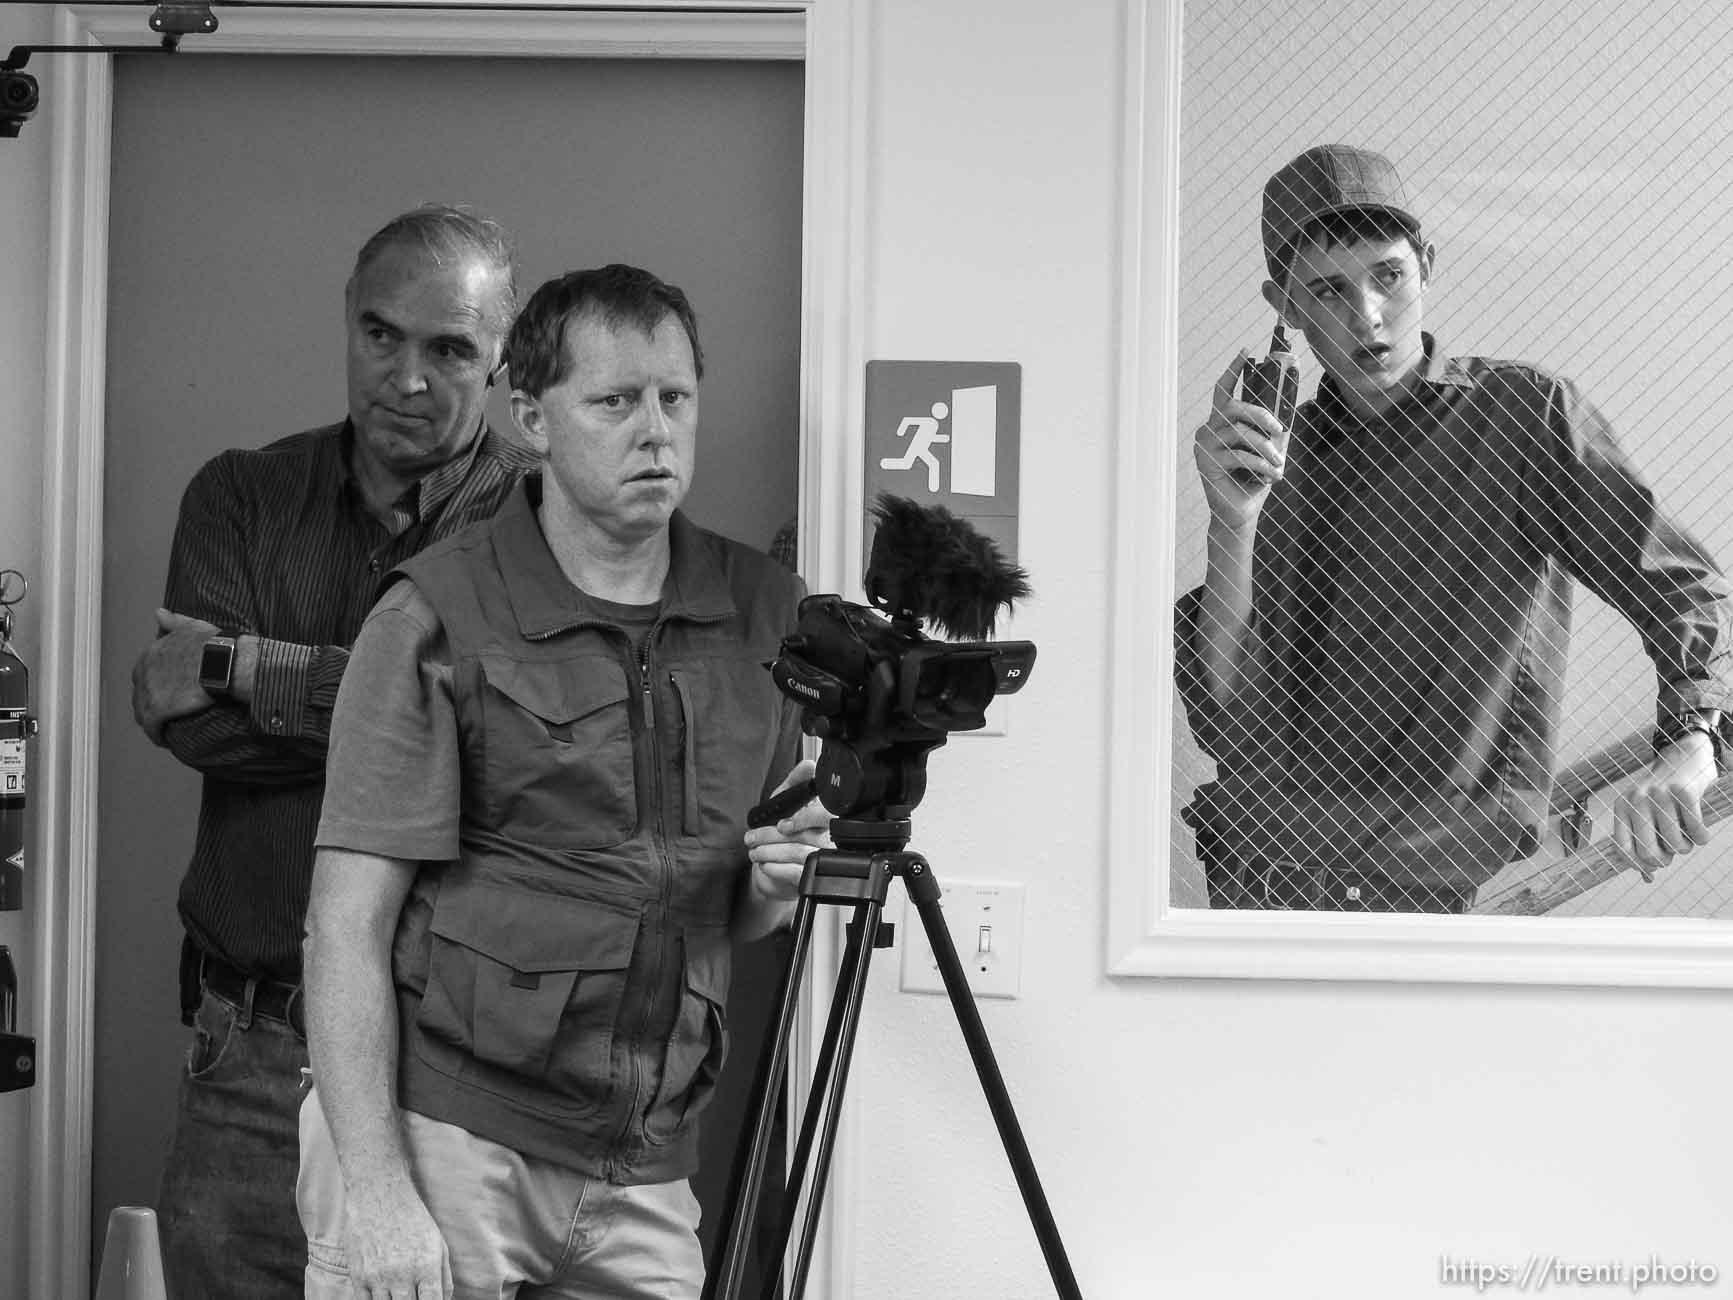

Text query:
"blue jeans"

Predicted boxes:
[[156, 985, 309, 1299], [298, 1086, 705, 1299]]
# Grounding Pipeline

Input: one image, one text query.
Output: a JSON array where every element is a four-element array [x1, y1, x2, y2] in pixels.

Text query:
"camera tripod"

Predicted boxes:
[[702, 813, 1083, 1300]]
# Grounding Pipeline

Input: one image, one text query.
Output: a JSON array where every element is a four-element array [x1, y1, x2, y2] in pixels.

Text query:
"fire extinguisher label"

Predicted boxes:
[[0, 739, 23, 795]]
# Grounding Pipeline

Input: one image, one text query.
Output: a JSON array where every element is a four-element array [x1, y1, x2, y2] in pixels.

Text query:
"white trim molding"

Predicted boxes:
[[1103, 0, 1181, 984], [1104, 0, 1733, 990], [792, 0, 873, 1291], [30, 12, 112, 1300], [33, 4, 868, 1298], [72, 4, 807, 58]]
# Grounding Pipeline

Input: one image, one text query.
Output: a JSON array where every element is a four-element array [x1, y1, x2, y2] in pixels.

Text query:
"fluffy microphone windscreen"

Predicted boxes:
[[865, 494, 1030, 640]]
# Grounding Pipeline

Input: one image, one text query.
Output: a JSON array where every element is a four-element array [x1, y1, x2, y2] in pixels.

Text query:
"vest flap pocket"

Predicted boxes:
[[644, 926, 733, 1144], [483, 656, 632, 727], [427, 883, 637, 973], [683, 928, 732, 1007], [419, 882, 639, 1102], [473, 655, 637, 847]]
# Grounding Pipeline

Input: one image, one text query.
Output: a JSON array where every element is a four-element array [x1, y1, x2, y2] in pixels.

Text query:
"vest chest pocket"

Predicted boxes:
[[415, 880, 639, 1118], [669, 659, 783, 842], [476, 656, 637, 847]]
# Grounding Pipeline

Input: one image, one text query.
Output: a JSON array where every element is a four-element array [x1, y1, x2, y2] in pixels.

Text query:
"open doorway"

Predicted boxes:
[[95, 49, 802, 1291]]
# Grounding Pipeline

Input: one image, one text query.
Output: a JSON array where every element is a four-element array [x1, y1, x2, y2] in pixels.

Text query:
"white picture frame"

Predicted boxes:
[[1105, 0, 1733, 990]]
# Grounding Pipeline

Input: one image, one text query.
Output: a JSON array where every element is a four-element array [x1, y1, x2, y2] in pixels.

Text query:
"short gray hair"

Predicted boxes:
[[349, 203, 518, 332]]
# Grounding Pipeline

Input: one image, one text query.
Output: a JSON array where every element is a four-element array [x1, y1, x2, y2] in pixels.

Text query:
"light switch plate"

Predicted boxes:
[[898, 879, 1024, 999]]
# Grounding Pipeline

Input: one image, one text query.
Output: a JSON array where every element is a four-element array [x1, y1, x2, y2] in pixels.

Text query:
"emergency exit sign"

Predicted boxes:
[[863, 361, 1022, 563]]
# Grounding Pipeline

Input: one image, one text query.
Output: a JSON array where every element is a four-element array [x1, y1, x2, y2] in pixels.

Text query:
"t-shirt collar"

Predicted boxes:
[[494, 475, 735, 637], [1314, 332, 1472, 430]]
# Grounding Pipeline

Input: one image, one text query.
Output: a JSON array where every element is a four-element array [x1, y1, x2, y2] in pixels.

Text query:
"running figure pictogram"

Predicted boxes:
[[879, 401, 950, 493]]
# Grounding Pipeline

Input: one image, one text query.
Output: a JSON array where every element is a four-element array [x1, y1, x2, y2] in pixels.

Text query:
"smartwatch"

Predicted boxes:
[[1651, 708, 1728, 775], [198, 632, 240, 700]]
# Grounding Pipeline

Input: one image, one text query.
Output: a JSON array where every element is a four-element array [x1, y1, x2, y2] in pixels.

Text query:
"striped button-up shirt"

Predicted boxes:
[[161, 419, 537, 979], [1176, 339, 1733, 894]]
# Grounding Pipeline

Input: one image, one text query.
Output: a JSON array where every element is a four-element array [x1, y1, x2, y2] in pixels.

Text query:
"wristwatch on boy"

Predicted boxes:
[[1651, 708, 1729, 776]]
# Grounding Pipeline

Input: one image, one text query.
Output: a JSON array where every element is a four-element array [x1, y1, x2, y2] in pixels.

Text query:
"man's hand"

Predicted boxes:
[[131, 608, 221, 745], [1193, 351, 1290, 535], [743, 759, 831, 919], [1613, 732, 1717, 880], [341, 1175, 452, 1300]]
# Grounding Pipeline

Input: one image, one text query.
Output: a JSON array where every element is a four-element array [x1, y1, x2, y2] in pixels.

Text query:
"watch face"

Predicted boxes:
[[199, 638, 235, 691]]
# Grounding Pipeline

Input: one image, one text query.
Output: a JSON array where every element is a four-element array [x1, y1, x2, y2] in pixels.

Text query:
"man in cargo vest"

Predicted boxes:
[[300, 264, 827, 1298]]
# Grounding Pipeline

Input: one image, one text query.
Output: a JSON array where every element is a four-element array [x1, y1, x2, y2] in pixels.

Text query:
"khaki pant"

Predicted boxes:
[[297, 1084, 704, 1299]]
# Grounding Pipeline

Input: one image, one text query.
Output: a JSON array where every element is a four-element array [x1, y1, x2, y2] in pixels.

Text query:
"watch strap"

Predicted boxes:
[[1652, 708, 1728, 775]]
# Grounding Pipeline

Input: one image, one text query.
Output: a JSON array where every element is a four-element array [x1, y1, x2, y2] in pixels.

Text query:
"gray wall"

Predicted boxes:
[[97, 51, 802, 1269]]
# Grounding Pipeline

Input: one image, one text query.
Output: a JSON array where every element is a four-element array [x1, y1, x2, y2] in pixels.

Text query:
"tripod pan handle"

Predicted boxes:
[[746, 777, 820, 828]]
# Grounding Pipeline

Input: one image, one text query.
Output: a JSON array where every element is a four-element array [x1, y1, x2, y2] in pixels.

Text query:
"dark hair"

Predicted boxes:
[[348, 203, 518, 331], [1273, 207, 1425, 288], [506, 264, 704, 398]]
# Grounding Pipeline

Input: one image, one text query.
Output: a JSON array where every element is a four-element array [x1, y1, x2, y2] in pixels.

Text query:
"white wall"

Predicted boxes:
[[0, 8, 52, 1297], [846, 1, 1733, 1297]]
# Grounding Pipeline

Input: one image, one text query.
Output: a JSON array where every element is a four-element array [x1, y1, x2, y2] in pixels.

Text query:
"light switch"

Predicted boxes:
[[898, 879, 1024, 999]]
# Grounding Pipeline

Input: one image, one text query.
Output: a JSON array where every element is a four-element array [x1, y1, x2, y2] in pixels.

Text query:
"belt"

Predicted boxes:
[[199, 951, 306, 1038]]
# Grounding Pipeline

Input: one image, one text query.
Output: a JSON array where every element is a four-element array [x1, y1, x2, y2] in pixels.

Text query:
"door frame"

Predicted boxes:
[[32, 3, 869, 1297]]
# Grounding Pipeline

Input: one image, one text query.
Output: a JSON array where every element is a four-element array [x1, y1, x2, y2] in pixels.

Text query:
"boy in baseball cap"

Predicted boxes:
[[1175, 145, 1733, 914]]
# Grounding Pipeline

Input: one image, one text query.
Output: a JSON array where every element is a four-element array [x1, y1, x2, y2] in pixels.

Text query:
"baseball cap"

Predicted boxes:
[[1261, 145, 1421, 281]]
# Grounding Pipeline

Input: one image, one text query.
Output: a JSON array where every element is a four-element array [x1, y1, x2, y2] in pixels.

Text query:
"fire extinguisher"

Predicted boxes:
[[0, 571, 37, 914]]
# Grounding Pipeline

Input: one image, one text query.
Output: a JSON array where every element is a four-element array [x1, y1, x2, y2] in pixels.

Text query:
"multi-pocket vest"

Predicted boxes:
[[386, 483, 802, 1184]]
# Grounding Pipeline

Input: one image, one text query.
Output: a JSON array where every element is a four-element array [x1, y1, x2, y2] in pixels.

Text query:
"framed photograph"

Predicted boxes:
[[1108, 0, 1733, 985]]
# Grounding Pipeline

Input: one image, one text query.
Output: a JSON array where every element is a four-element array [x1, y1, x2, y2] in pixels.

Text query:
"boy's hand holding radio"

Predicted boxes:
[[1193, 326, 1298, 535]]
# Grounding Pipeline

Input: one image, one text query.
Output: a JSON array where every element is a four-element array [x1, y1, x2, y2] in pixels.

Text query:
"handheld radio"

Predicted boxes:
[[1228, 323, 1299, 491], [1239, 322, 1299, 430]]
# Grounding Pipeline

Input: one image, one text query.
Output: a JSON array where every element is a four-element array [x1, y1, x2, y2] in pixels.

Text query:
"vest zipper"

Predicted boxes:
[[610, 621, 678, 1171], [640, 622, 678, 899]]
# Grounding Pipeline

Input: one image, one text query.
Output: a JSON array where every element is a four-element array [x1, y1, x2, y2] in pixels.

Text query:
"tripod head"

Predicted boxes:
[[807, 731, 941, 855], [744, 732, 934, 856]]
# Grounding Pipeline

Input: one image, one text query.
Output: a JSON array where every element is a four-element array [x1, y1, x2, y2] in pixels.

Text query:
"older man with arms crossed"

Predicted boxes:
[[130, 205, 535, 1297], [300, 263, 826, 1298]]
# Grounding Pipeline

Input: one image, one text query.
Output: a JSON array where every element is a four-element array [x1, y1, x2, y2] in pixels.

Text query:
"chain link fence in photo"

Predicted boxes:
[[1167, 0, 1733, 918]]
